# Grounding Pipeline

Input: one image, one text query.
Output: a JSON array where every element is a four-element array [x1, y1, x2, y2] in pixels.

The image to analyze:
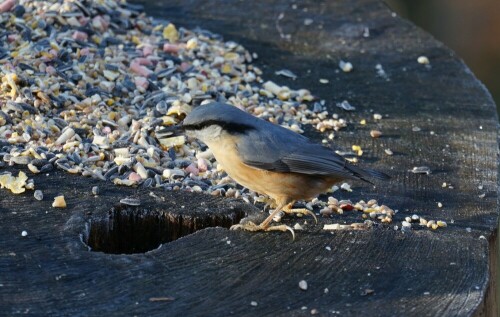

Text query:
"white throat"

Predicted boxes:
[[189, 125, 224, 145]]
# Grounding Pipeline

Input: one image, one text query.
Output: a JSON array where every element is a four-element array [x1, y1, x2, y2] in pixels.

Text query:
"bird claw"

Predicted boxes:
[[263, 202, 277, 213], [230, 221, 295, 240], [284, 208, 318, 224], [263, 204, 271, 213]]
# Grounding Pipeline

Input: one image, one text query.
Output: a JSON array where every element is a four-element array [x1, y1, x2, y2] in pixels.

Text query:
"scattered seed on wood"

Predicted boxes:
[[275, 69, 297, 79], [34, 190, 43, 201], [360, 289, 375, 296], [370, 130, 382, 138], [294, 223, 304, 230], [417, 56, 430, 64], [340, 183, 352, 192], [52, 195, 67, 208], [0, 171, 28, 194], [410, 166, 431, 175], [149, 297, 175, 302], [323, 221, 372, 231], [351, 145, 363, 156], [339, 60, 353, 72], [0, 0, 409, 237], [437, 221, 447, 228], [120, 197, 141, 206], [299, 280, 308, 291], [336, 100, 355, 111]]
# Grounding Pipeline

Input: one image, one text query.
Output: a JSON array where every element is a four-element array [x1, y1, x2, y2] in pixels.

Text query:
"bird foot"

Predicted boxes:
[[283, 208, 318, 224], [263, 203, 272, 213], [263, 202, 277, 213], [230, 221, 295, 240]]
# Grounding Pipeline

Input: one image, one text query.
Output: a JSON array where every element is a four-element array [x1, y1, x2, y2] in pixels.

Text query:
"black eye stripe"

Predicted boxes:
[[183, 120, 255, 134]]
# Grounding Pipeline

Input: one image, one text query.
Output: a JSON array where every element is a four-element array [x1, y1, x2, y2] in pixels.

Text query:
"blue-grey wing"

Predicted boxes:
[[236, 127, 388, 182]]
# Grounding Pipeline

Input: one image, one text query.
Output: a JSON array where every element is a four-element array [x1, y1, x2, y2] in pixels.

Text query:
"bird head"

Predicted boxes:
[[157, 102, 257, 144]]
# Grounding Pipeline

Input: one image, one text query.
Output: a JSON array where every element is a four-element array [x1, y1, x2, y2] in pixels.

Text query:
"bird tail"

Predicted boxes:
[[347, 165, 390, 184]]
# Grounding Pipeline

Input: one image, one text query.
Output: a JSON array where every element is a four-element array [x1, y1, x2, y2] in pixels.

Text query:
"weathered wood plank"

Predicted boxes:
[[0, 0, 498, 315]]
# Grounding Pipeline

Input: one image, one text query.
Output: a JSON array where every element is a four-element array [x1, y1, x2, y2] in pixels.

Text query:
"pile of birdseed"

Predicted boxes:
[[0, 0, 446, 231], [0, 0, 343, 185]]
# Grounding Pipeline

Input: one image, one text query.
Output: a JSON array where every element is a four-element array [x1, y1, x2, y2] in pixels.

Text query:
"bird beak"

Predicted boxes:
[[156, 124, 184, 138]]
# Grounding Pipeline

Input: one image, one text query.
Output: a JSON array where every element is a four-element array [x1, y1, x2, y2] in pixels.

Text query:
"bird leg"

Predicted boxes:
[[256, 196, 276, 213], [282, 202, 318, 224], [230, 202, 295, 240]]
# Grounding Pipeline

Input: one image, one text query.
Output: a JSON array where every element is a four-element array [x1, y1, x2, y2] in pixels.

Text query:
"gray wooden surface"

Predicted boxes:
[[1, 0, 498, 315]]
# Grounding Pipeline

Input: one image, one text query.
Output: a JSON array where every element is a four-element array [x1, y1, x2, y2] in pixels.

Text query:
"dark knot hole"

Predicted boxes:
[[82, 205, 245, 254]]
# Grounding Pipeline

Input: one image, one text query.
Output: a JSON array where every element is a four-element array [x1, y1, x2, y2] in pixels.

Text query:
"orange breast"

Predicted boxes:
[[206, 136, 342, 202]]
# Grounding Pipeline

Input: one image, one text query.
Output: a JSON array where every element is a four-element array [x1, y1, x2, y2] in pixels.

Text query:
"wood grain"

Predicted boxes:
[[0, 0, 498, 315]]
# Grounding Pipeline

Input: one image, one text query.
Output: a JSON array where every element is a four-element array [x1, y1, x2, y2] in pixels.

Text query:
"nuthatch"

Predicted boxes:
[[168, 102, 389, 238]]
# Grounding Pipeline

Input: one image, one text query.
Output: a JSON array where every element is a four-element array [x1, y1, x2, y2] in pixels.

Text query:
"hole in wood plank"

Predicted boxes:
[[82, 205, 245, 254]]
